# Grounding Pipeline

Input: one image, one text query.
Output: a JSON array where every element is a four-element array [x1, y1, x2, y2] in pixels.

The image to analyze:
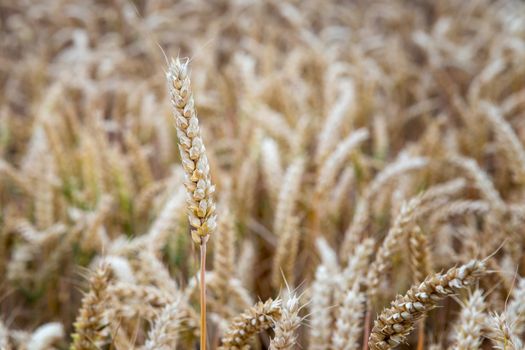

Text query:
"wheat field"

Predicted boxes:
[[1, 0, 525, 349]]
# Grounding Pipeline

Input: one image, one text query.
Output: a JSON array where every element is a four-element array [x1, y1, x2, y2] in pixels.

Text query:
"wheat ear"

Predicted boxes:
[[506, 277, 525, 336], [448, 289, 485, 350], [368, 259, 485, 350], [408, 225, 433, 284], [70, 265, 111, 350], [309, 264, 336, 350], [167, 57, 217, 245], [332, 286, 366, 350], [272, 215, 301, 288], [213, 206, 235, 304], [341, 156, 428, 258], [144, 297, 184, 350], [449, 155, 505, 212], [367, 196, 421, 305], [274, 157, 305, 237], [270, 293, 302, 350], [219, 298, 282, 350], [485, 313, 523, 350], [167, 57, 217, 350], [482, 102, 525, 184]]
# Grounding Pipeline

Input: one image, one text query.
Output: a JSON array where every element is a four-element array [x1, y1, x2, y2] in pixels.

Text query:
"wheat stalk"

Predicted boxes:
[[167, 57, 217, 350]]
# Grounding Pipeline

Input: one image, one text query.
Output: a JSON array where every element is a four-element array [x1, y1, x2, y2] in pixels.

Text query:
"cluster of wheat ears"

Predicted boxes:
[[1, 0, 525, 349]]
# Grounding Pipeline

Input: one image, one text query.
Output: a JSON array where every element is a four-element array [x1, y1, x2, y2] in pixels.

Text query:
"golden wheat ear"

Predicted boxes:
[[167, 57, 217, 350], [70, 264, 111, 350], [369, 260, 486, 350]]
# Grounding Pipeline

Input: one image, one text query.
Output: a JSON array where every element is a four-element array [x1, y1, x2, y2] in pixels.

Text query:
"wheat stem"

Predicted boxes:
[[201, 242, 207, 350]]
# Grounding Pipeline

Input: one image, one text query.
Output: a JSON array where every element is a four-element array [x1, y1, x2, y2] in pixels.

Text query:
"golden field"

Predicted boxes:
[[1, 0, 525, 349]]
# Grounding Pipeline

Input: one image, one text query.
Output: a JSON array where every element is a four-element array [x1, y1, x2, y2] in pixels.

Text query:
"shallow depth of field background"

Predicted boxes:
[[1, 0, 525, 349]]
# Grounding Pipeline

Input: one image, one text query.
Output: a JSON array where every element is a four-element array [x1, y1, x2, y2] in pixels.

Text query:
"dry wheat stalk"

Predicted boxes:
[[369, 260, 485, 350], [448, 289, 485, 350], [219, 298, 282, 350]]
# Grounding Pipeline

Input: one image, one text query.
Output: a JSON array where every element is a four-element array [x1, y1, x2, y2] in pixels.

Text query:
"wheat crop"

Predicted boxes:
[[1, 0, 525, 349]]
